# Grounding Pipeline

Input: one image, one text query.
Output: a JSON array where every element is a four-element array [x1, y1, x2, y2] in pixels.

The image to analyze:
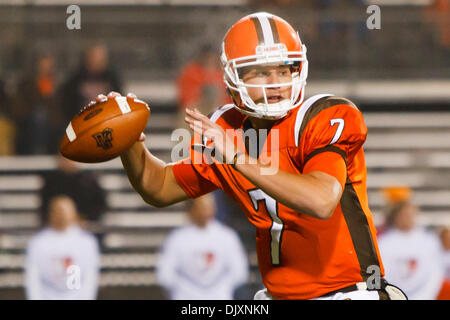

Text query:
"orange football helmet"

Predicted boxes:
[[221, 12, 308, 119]]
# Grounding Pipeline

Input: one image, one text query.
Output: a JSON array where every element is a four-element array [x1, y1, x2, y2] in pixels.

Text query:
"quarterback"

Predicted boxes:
[[96, 12, 406, 300]]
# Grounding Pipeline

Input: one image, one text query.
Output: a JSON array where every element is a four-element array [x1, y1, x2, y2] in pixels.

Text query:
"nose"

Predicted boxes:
[[266, 73, 283, 93]]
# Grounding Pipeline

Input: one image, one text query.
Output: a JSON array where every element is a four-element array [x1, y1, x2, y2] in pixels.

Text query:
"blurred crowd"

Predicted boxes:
[[0, 44, 121, 156], [25, 192, 251, 300], [377, 187, 450, 300], [156, 194, 249, 300]]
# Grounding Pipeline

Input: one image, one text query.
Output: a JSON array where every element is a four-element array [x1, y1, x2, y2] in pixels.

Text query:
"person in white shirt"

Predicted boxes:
[[377, 200, 445, 300], [25, 195, 100, 300], [156, 193, 249, 300]]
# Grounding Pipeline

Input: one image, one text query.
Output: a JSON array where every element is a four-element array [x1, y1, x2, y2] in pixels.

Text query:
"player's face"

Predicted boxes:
[[241, 65, 292, 104]]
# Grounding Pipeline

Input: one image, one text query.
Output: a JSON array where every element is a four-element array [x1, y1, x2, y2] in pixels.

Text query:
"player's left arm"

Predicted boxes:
[[185, 102, 365, 220], [241, 161, 344, 220], [231, 155, 345, 220]]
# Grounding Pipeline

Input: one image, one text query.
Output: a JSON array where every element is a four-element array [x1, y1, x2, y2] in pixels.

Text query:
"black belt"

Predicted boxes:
[[320, 283, 361, 297]]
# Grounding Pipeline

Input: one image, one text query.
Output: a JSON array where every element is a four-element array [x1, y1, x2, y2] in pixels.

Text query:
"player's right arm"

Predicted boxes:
[[120, 140, 189, 207], [96, 92, 190, 207]]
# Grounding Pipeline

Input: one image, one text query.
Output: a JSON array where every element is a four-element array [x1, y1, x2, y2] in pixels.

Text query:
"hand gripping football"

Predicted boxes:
[[60, 95, 150, 163]]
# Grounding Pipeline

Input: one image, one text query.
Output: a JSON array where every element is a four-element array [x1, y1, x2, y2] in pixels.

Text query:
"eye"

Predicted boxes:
[[255, 70, 269, 77]]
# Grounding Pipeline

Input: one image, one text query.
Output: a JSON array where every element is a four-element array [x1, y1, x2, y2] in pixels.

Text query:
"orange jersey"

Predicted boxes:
[[172, 94, 385, 299]]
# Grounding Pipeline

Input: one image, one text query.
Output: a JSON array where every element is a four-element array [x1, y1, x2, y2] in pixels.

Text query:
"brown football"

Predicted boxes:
[[60, 95, 150, 163]]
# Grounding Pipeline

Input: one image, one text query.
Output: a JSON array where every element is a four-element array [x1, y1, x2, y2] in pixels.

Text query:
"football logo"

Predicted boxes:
[[92, 128, 113, 150]]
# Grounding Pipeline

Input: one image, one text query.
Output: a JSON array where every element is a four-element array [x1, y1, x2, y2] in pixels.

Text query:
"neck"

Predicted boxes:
[[397, 225, 415, 232], [193, 220, 209, 229], [248, 117, 277, 131], [52, 222, 75, 232]]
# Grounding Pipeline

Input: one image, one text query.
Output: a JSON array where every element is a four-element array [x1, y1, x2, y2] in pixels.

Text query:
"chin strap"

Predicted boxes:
[[237, 106, 287, 120]]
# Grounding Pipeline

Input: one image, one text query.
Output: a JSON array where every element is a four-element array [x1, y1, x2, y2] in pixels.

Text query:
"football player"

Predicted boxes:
[[95, 12, 406, 300]]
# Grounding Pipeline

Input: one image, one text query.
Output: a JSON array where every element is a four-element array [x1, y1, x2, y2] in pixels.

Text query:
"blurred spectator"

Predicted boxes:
[[11, 53, 63, 154], [212, 190, 262, 299], [437, 227, 450, 300], [60, 44, 122, 125], [156, 193, 249, 300], [0, 77, 15, 155], [377, 186, 412, 235], [425, 0, 450, 48], [176, 44, 230, 129], [39, 155, 107, 232], [176, 44, 232, 231], [25, 195, 100, 300], [213, 190, 255, 253], [377, 199, 445, 300]]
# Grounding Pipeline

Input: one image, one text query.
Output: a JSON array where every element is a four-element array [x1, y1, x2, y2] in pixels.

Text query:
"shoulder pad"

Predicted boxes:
[[294, 95, 358, 147]]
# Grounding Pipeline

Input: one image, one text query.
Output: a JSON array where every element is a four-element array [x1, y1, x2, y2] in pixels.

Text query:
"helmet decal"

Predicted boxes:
[[250, 13, 280, 45]]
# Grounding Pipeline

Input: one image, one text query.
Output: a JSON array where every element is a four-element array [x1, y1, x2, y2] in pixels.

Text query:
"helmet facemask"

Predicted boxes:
[[222, 42, 308, 120]]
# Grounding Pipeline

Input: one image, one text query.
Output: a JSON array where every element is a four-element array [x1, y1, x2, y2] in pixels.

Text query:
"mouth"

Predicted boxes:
[[266, 95, 284, 103]]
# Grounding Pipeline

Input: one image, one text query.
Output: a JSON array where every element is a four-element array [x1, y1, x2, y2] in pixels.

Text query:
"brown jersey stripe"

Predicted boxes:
[[250, 17, 265, 44], [268, 17, 280, 43], [297, 96, 359, 146], [340, 178, 381, 281], [303, 145, 348, 166]]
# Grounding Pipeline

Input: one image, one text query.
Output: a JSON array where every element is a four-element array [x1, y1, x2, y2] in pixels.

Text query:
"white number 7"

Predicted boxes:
[[248, 189, 283, 265], [330, 118, 345, 145]]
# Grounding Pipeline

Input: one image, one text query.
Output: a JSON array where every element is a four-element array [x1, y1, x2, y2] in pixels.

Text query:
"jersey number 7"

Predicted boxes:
[[330, 118, 345, 145], [248, 189, 284, 265]]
